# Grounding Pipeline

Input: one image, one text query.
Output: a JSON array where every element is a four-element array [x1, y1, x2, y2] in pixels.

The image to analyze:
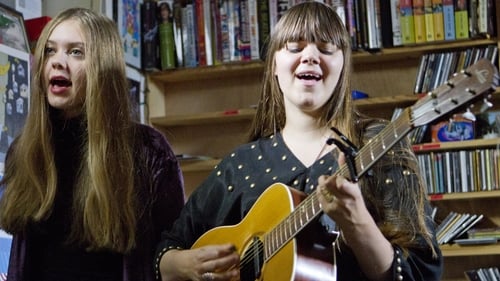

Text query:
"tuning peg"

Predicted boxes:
[[462, 108, 476, 121], [479, 98, 493, 113]]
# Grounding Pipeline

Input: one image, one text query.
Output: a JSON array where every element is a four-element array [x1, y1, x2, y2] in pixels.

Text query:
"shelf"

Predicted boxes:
[[440, 243, 500, 257], [150, 95, 418, 128], [179, 158, 221, 173], [413, 138, 500, 152], [429, 190, 500, 201], [151, 108, 256, 127], [147, 38, 498, 83], [352, 38, 498, 64]]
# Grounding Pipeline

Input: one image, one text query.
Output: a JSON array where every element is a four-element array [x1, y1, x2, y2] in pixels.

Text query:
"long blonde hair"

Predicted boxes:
[[0, 8, 138, 253]]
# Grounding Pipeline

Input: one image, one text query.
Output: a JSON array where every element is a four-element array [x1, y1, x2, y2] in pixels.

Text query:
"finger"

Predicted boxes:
[[199, 244, 236, 261], [337, 152, 346, 165], [205, 251, 239, 272]]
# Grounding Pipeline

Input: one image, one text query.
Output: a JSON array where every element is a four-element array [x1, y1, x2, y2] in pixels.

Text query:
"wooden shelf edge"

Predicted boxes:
[[353, 38, 498, 64], [146, 39, 497, 83], [151, 108, 256, 127], [440, 243, 500, 257], [429, 190, 500, 201], [413, 138, 500, 152], [150, 95, 423, 127], [179, 158, 221, 173]]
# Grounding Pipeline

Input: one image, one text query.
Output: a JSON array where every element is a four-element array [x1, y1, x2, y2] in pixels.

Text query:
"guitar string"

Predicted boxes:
[[234, 72, 474, 275]]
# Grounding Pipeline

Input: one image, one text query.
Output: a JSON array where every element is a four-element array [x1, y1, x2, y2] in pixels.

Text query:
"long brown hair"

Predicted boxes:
[[248, 1, 438, 256], [248, 1, 357, 144], [0, 8, 138, 253]]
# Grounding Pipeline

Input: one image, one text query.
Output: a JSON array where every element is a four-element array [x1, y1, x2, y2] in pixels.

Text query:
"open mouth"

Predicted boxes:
[[50, 77, 73, 87], [296, 73, 322, 81]]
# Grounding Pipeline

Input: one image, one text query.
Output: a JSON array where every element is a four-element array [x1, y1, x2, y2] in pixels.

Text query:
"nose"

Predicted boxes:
[[50, 51, 67, 68], [301, 44, 320, 65]]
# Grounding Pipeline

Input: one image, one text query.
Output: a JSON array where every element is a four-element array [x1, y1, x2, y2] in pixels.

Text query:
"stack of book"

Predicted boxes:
[[436, 212, 483, 244], [465, 267, 500, 281]]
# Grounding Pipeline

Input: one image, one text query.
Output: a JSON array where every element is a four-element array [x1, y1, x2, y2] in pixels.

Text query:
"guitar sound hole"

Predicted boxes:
[[240, 237, 264, 281]]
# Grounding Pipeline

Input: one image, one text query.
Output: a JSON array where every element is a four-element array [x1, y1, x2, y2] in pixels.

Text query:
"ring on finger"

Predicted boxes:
[[201, 272, 214, 281]]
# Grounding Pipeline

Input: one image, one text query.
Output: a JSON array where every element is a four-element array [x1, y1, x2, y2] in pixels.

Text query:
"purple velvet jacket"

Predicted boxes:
[[5, 123, 185, 281]]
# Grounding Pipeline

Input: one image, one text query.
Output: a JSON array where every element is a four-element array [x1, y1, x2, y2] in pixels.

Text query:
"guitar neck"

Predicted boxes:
[[264, 109, 414, 260]]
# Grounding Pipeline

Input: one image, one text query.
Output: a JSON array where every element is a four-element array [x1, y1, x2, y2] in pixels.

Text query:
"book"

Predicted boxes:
[[468, 0, 479, 38], [413, 53, 430, 94], [390, 0, 403, 46], [365, 0, 382, 49], [465, 269, 483, 281], [399, 0, 416, 45], [432, 0, 445, 40], [203, 0, 214, 65], [195, 0, 207, 66], [257, 0, 270, 58], [454, 0, 469, 39], [442, 0, 456, 40], [413, 0, 427, 43], [238, 0, 252, 61], [172, 0, 184, 66], [344, 0, 358, 49], [141, 0, 160, 71], [247, 0, 260, 60], [158, 0, 176, 70], [478, 0, 495, 38], [182, 1, 198, 67], [424, 0, 435, 42]]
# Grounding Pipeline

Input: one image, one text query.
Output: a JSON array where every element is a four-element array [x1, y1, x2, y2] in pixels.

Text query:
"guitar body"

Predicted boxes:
[[192, 183, 336, 281]]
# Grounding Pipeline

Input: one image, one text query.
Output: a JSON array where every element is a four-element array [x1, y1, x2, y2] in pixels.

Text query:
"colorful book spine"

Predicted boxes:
[[238, 0, 252, 61], [257, 0, 270, 58], [172, 0, 184, 67], [399, 0, 416, 45], [442, 0, 456, 40], [182, 2, 198, 67], [247, 0, 260, 60], [454, 0, 469, 39], [413, 0, 426, 43], [141, 0, 160, 71], [424, 0, 435, 41], [432, 0, 445, 40], [390, 0, 403, 46], [203, 0, 213, 65], [195, 0, 207, 66]]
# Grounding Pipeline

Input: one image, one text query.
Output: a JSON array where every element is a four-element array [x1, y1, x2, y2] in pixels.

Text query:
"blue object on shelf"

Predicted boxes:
[[352, 90, 369, 100]]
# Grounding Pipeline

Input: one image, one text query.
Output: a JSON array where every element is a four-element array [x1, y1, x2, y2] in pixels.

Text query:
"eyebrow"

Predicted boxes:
[[46, 40, 85, 48]]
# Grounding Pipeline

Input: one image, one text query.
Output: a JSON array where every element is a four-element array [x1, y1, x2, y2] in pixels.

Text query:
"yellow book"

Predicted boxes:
[[424, 0, 435, 41], [413, 0, 427, 43], [454, 0, 469, 39], [399, 0, 415, 44], [432, 0, 445, 40]]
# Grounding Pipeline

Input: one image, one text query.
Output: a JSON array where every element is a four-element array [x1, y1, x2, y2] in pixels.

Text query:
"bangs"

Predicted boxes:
[[273, 2, 349, 50]]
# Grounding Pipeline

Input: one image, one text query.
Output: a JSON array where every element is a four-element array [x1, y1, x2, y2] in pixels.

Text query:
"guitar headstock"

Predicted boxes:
[[411, 59, 499, 128]]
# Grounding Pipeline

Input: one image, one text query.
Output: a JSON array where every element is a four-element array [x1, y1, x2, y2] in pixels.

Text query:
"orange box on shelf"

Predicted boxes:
[[431, 114, 475, 142]]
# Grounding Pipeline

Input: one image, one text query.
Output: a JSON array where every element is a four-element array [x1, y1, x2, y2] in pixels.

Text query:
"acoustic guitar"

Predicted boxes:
[[192, 59, 499, 281]]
